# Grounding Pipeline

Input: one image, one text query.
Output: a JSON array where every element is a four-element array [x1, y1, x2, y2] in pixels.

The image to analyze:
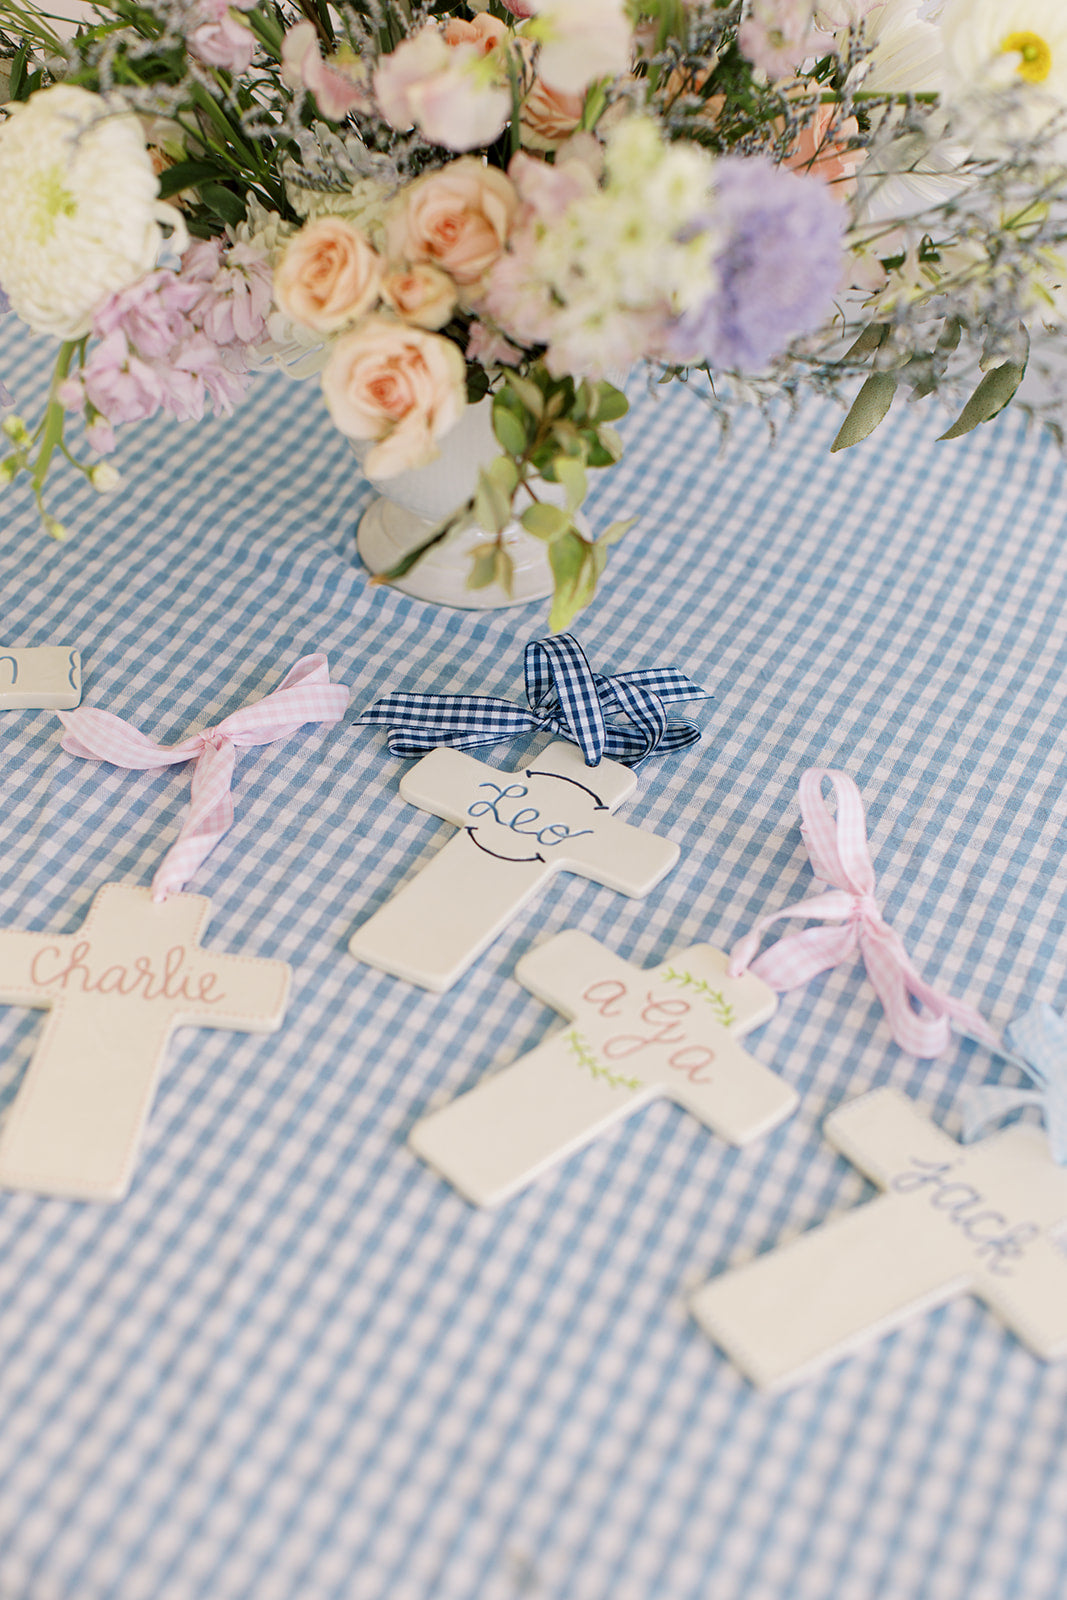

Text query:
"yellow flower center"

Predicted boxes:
[[29, 165, 77, 245], [1001, 30, 1053, 84]]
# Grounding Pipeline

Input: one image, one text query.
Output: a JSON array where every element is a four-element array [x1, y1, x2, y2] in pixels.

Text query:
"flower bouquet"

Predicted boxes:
[[2, 0, 1067, 626]]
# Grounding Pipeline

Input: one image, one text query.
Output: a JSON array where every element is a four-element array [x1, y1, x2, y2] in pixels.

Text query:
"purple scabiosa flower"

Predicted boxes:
[[663, 157, 846, 373]]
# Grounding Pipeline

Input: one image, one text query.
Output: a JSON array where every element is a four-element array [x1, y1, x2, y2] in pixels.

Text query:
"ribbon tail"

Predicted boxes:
[[220, 655, 349, 747], [748, 923, 860, 991], [58, 708, 200, 769], [860, 924, 999, 1058], [959, 1085, 1044, 1146], [151, 740, 237, 900]]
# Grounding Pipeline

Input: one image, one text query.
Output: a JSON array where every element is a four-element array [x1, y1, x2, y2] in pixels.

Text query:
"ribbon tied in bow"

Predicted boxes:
[[357, 634, 709, 767], [58, 653, 350, 901], [960, 1004, 1067, 1163], [727, 769, 999, 1058]]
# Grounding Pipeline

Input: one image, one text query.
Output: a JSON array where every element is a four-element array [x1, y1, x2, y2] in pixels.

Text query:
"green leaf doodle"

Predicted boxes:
[[564, 1029, 642, 1093], [661, 969, 735, 1028]]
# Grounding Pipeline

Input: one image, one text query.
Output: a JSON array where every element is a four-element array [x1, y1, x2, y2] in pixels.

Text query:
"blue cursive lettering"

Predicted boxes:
[[891, 1156, 1040, 1276], [468, 781, 593, 848]]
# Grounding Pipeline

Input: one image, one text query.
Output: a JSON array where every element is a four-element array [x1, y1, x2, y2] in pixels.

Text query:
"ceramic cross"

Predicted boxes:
[[690, 1086, 1067, 1391], [349, 740, 680, 992], [409, 929, 794, 1205], [0, 883, 290, 1201], [0, 646, 81, 710]]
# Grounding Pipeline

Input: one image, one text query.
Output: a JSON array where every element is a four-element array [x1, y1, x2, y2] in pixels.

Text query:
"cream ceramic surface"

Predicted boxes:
[[690, 1087, 1067, 1392], [0, 884, 291, 1201], [354, 396, 557, 610], [348, 740, 680, 993], [409, 932, 789, 1207], [0, 646, 81, 709]]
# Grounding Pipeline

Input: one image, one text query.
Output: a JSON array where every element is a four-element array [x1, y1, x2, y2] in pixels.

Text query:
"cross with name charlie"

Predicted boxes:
[[349, 740, 681, 992], [0, 883, 290, 1201], [409, 928, 796, 1205], [690, 1086, 1067, 1390]]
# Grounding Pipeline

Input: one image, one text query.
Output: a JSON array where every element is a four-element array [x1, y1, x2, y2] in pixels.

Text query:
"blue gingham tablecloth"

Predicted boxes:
[[1, 315, 1067, 1600]]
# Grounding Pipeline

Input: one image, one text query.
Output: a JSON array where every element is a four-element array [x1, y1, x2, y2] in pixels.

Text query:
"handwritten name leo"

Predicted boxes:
[[468, 782, 594, 848], [29, 941, 227, 1005]]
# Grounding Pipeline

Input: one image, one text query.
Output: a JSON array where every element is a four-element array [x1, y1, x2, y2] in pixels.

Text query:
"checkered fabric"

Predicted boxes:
[[357, 632, 709, 764], [2, 314, 1067, 1600]]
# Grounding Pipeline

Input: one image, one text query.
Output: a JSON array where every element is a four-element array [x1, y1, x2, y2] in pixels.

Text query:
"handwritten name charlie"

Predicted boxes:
[[29, 941, 226, 1005]]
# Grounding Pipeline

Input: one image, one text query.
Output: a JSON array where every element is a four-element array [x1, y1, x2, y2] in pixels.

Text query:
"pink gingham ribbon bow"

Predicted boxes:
[[58, 653, 350, 901], [727, 769, 999, 1058]]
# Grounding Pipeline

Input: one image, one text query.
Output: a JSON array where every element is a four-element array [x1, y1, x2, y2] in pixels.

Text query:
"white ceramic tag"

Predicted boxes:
[[690, 1086, 1067, 1391], [0, 883, 291, 1202], [0, 646, 81, 709], [409, 930, 793, 1205], [349, 741, 680, 992]]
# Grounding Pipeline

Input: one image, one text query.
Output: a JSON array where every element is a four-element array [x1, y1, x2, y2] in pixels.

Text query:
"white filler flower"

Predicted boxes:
[[940, 0, 1067, 135], [0, 84, 182, 339]]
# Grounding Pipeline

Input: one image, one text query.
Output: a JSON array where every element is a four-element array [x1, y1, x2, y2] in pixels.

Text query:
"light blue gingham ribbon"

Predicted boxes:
[[356, 634, 710, 767], [959, 1002, 1067, 1162]]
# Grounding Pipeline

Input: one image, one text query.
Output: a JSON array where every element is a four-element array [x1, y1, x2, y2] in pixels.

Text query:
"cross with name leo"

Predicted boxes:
[[349, 740, 681, 992], [409, 929, 795, 1206], [0, 883, 290, 1202], [690, 1086, 1067, 1391]]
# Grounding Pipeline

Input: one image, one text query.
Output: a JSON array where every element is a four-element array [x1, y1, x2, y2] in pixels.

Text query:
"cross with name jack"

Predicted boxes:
[[690, 1086, 1067, 1391], [409, 928, 796, 1205], [0, 883, 290, 1201], [349, 740, 681, 992]]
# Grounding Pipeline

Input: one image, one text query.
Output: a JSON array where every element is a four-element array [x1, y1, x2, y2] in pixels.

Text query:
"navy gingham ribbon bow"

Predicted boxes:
[[357, 635, 710, 767], [960, 1003, 1067, 1163]]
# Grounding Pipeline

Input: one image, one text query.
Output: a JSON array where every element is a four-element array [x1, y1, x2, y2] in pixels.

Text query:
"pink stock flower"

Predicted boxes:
[[187, 0, 256, 73], [62, 239, 272, 448], [280, 21, 369, 120], [374, 22, 511, 152], [466, 320, 523, 366]]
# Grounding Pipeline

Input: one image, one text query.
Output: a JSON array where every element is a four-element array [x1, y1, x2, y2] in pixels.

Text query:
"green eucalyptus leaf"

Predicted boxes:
[[485, 453, 519, 497], [555, 456, 588, 510], [467, 544, 500, 591], [594, 424, 624, 462], [473, 467, 512, 535], [593, 384, 629, 423], [492, 397, 528, 456], [495, 546, 515, 598], [521, 503, 570, 542], [506, 374, 544, 418], [831, 372, 898, 452], [548, 532, 592, 633], [842, 323, 888, 363], [939, 361, 1027, 440], [598, 517, 637, 548]]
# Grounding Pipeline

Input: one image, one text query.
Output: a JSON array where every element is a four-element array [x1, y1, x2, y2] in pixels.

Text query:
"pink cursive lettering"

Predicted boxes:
[[582, 982, 717, 1085], [28, 938, 226, 1006]]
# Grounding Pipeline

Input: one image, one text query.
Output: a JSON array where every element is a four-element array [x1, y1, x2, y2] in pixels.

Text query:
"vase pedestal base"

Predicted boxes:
[[357, 496, 556, 612]]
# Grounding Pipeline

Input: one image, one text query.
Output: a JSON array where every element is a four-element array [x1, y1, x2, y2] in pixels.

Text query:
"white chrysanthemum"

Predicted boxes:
[[856, 0, 946, 96], [940, 0, 1067, 136], [0, 85, 180, 339]]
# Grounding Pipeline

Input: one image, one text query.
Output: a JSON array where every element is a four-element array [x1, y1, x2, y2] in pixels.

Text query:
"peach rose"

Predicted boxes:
[[442, 14, 509, 52], [274, 217, 383, 333], [380, 264, 457, 329], [322, 314, 466, 477], [520, 74, 584, 150], [782, 103, 865, 195], [386, 158, 518, 289]]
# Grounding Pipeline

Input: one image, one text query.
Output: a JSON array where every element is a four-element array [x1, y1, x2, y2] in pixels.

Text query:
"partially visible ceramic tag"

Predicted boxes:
[[0, 883, 290, 1201], [349, 740, 680, 993], [409, 930, 793, 1206], [690, 1086, 1067, 1391], [0, 646, 81, 710]]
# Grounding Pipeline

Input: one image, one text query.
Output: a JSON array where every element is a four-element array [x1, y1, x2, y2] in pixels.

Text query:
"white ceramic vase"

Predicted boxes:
[[355, 397, 571, 610]]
